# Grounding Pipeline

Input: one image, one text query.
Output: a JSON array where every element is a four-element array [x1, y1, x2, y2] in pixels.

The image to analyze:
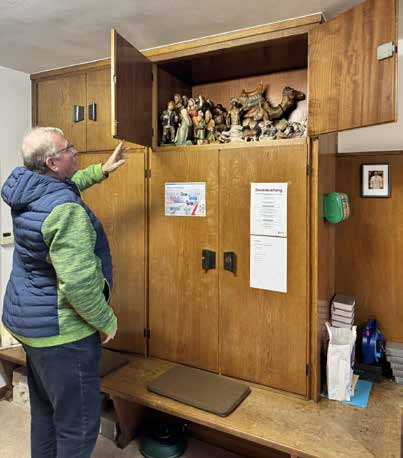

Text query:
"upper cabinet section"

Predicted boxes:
[[34, 73, 87, 152], [32, 61, 121, 153], [87, 68, 120, 152], [32, 3, 397, 149], [308, 0, 398, 136], [111, 29, 153, 147], [144, 17, 319, 148], [155, 33, 308, 86]]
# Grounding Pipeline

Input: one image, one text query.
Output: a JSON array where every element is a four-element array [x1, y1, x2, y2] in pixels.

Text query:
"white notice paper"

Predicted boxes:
[[250, 235, 287, 293], [250, 183, 287, 237], [165, 182, 206, 217]]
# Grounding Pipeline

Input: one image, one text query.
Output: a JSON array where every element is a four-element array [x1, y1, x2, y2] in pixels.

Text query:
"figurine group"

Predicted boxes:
[[160, 84, 306, 146]]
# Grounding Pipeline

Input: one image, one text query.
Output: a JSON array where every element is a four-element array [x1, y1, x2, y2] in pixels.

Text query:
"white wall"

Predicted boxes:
[[0, 65, 31, 328]]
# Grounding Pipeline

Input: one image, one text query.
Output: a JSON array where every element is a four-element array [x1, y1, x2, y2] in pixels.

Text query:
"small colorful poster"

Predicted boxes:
[[165, 182, 206, 217]]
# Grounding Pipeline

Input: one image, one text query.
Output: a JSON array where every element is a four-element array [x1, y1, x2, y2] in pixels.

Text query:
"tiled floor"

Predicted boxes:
[[0, 399, 243, 458]]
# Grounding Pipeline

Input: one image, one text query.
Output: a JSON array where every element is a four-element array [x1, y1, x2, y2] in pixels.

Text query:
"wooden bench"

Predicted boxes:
[[101, 356, 402, 458], [1, 349, 401, 457], [0, 345, 132, 393], [0, 344, 131, 401], [0, 346, 26, 399]]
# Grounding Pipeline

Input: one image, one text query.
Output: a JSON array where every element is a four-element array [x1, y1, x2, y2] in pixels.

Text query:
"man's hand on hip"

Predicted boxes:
[[102, 141, 128, 175]]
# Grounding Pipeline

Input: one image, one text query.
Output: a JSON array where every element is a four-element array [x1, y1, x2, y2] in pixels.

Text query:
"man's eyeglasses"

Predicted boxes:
[[56, 144, 75, 155]]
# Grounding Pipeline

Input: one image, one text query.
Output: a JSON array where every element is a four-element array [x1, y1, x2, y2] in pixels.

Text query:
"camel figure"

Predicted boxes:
[[240, 85, 305, 130], [263, 86, 305, 120]]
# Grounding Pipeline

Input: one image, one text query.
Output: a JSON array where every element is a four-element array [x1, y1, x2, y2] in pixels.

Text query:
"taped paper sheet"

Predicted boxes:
[[250, 235, 287, 293], [250, 183, 288, 293], [250, 183, 287, 237]]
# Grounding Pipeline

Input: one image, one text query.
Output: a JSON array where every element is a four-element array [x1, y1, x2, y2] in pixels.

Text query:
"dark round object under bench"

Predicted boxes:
[[139, 423, 187, 458]]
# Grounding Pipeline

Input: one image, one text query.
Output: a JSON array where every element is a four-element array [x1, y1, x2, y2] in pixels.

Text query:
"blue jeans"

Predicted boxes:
[[23, 333, 102, 458]]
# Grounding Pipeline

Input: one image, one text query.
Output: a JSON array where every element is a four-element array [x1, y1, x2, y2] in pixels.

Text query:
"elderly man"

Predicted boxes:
[[1, 127, 126, 458]]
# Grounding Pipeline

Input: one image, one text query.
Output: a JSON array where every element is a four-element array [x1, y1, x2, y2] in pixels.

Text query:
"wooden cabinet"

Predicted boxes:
[[35, 73, 87, 152], [308, 0, 397, 136], [113, 0, 396, 399], [149, 148, 219, 372], [111, 30, 152, 147], [86, 68, 120, 151], [149, 141, 309, 395], [33, 64, 120, 152], [30, 0, 398, 399], [78, 151, 147, 355], [112, 0, 397, 147], [219, 142, 308, 395], [32, 64, 147, 355]]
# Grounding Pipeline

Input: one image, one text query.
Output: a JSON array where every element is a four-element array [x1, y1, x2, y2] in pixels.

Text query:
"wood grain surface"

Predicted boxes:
[[144, 15, 321, 62], [193, 68, 307, 125], [149, 148, 219, 372], [336, 152, 403, 342], [218, 143, 308, 395], [79, 151, 147, 353], [158, 34, 308, 86], [35, 74, 87, 152], [111, 29, 153, 147], [101, 355, 401, 458], [308, 0, 397, 136], [309, 134, 337, 400], [86, 68, 120, 152]]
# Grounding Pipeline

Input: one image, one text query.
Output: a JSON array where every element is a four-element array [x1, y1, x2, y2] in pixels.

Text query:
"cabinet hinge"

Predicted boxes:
[[306, 164, 312, 176], [144, 328, 150, 338], [306, 364, 310, 376], [152, 127, 154, 138], [151, 72, 154, 82], [144, 169, 151, 178], [113, 74, 117, 85]]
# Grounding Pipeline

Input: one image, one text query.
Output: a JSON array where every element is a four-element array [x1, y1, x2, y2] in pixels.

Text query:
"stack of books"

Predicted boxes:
[[385, 342, 403, 385], [331, 295, 355, 328]]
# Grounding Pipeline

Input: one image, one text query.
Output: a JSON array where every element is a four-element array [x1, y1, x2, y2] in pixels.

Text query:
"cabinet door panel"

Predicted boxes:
[[149, 148, 219, 372], [78, 151, 146, 354], [308, 0, 397, 136], [87, 68, 120, 152], [111, 29, 152, 147], [36, 74, 87, 152], [219, 144, 308, 396]]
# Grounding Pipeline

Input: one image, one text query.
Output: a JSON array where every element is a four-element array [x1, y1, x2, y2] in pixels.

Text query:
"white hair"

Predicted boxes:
[[22, 127, 64, 174]]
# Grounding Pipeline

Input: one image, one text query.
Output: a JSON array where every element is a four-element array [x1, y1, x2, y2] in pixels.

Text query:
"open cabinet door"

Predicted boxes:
[[308, 0, 397, 136], [111, 29, 152, 146]]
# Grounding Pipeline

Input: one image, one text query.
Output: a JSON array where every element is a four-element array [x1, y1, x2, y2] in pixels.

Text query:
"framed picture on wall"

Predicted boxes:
[[361, 163, 390, 198]]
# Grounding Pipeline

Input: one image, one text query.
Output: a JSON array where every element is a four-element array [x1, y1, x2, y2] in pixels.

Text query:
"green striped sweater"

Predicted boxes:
[[9, 164, 117, 347]]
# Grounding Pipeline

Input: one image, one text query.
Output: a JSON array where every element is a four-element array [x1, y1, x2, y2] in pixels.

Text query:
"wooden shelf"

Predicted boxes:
[[153, 137, 308, 153]]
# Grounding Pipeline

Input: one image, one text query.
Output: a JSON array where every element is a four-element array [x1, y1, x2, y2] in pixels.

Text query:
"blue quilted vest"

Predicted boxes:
[[1, 167, 112, 338]]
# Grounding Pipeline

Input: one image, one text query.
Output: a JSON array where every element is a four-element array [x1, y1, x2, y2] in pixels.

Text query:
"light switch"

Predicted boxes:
[[377, 42, 396, 61], [1, 232, 14, 246]]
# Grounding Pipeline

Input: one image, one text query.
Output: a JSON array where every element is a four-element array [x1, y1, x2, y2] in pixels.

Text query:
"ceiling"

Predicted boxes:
[[0, 0, 395, 74]]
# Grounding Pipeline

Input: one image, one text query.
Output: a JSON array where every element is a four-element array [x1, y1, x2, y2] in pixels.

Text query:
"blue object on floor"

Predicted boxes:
[[343, 379, 373, 408], [362, 319, 385, 364]]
